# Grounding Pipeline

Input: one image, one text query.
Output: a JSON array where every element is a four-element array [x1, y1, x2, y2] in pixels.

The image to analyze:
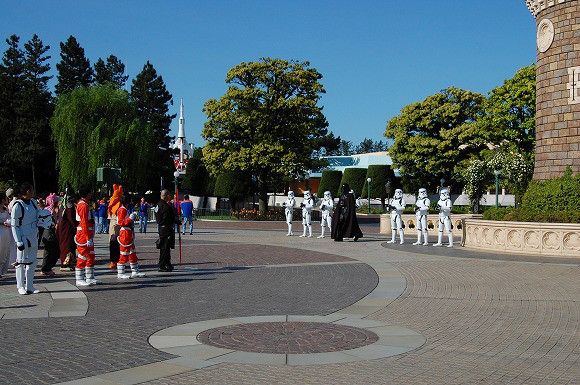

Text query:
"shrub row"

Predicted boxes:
[[483, 207, 580, 223]]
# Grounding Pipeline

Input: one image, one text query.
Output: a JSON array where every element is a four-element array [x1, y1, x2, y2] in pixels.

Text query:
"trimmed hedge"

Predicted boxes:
[[317, 170, 342, 198], [483, 207, 580, 223], [521, 169, 580, 212], [361, 165, 395, 199], [339, 168, 367, 197]]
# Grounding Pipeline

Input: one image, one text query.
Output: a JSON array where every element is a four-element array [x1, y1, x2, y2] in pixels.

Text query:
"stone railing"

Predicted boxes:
[[462, 219, 580, 257], [379, 214, 482, 239], [525, 0, 569, 18]]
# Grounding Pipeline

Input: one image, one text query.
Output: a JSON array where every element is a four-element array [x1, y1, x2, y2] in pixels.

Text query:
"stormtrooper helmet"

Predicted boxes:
[[287, 191, 295, 199], [440, 188, 450, 200], [304, 190, 311, 200], [394, 189, 403, 199], [418, 188, 427, 199], [324, 191, 332, 200]]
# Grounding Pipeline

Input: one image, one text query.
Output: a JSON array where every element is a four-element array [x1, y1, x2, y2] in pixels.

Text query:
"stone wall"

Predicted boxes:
[[463, 219, 580, 257], [528, 0, 580, 179]]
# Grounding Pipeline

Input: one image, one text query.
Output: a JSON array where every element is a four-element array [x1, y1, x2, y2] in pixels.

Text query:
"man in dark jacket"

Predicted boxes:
[[155, 189, 180, 272], [331, 183, 363, 242]]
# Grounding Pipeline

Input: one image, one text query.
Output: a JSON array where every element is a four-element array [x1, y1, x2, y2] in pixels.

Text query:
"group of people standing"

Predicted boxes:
[[283, 183, 364, 242]]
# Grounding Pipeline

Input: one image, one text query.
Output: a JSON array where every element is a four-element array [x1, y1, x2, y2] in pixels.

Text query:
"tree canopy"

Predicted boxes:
[[51, 84, 154, 191], [55, 35, 93, 95], [384, 87, 486, 192], [94, 54, 128, 88], [202, 58, 330, 211]]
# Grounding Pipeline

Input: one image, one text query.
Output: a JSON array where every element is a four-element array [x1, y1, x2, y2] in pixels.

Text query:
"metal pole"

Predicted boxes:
[[495, 174, 499, 209], [367, 180, 371, 214]]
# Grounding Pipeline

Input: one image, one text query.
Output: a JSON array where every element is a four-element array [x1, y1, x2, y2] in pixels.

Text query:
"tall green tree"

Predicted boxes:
[[384, 87, 486, 192], [214, 171, 252, 209], [130, 61, 175, 189], [94, 54, 128, 88], [51, 84, 154, 191], [202, 58, 329, 212], [339, 168, 368, 197], [0, 35, 25, 183], [55, 35, 93, 95], [478, 65, 536, 155]]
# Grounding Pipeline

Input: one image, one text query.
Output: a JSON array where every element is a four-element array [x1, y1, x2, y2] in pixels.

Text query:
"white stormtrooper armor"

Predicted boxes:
[[386, 189, 406, 244], [413, 188, 430, 246], [300, 190, 314, 238], [433, 188, 453, 247], [37, 209, 53, 229], [11, 198, 40, 295], [283, 191, 295, 236], [317, 191, 334, 238]]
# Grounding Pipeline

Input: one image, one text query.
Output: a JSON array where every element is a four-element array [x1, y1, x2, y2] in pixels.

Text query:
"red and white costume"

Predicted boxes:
[[116, 205, 145, 279], [75, 198, 100, 286]]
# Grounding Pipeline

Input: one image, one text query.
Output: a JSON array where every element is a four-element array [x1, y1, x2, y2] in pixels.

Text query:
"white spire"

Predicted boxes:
[[178, 98, 185, 139]]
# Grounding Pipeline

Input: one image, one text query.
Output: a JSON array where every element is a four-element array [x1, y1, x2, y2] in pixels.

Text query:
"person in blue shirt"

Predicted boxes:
[[97, 199, 108, 234], [180, 195, 194, 235], [139, 198, 150, 233]]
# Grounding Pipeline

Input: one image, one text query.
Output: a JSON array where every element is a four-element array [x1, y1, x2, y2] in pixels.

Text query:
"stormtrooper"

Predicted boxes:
[[350, 190, 362, 209], [299, 190, 314, 238], [317, 191, 334, 238], [433, 188, 453, 247], [11, 185, 50, 295], [412, 188, 430, 246], [283, 191, 295, 236], [386, 188, 406, 244]]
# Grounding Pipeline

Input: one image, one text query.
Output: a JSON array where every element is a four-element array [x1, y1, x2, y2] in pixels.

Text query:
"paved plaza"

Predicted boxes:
[[0, 221, 579, 384]]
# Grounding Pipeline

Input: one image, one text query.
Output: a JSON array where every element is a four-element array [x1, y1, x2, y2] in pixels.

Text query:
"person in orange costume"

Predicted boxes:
[[75, 185, 101, 286], [116, 195, 146, 279], [107, 184, 123, 269]]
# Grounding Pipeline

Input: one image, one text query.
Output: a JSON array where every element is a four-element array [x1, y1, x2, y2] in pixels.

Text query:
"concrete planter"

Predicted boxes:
[[379, 214, 482, 239], [462, 219, 580, 257]]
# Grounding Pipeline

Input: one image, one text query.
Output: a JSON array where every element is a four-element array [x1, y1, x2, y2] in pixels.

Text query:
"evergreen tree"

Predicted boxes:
[[0, 35, 25, 183], [55, 35, 93, 95], [130, 61, 175, 188], [94, 54, 128, 88]]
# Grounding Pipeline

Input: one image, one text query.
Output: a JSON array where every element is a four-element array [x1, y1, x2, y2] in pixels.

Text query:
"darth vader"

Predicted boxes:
[[331, 183, 363, 242]]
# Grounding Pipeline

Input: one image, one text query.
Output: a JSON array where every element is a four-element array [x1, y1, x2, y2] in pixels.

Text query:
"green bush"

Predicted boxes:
[[521, 169, 580, 212], [339, 168, 367, 197], [361, 165, 395, 199], [483, 207, 580, 223], [214, 171, 251, 208], [317, 170, 342, 198]]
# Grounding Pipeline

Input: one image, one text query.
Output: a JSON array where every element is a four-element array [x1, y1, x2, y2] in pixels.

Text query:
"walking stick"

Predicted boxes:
[[176, 187, 182, 267]]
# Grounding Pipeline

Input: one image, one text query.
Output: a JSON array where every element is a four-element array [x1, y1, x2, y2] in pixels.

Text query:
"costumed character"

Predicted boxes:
[[0, 194, 11, 278], [116, 196, 146, 279], [386, 189, 406, 244], [40, 193, 60, 276], [350, 190, 362, 209], [317, 191, 333, 238], [58, 186, 78, 270], [433, 188, 453, 247], [10, 185, 40, 294], [300, 190, 314, 238], [331, 184, 363, 242], [74, 185, 100, 286], [412, 188, 430, 246], [283, 191, 295, 236], [107, 184, 123, 269]]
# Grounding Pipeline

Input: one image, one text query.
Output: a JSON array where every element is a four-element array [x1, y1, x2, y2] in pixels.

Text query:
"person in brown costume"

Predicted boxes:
[[57, 187, 78, 270]]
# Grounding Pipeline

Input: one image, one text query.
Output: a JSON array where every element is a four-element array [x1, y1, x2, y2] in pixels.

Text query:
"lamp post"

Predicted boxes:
[[367, 177, 371, 214], [251, 175, 257, 210], [493, 170, 501, 208], [439, 178, 445, 193], [305, 173, 310, 191]]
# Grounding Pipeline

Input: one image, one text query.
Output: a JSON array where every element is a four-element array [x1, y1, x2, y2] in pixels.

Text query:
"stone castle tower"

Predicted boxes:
[[525, 0, 579, 180]]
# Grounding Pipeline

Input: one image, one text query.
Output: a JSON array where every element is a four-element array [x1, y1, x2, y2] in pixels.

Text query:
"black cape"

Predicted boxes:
[[331, 192, 363, 241]]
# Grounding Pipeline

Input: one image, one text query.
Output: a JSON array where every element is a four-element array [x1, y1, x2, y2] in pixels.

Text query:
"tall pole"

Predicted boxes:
[[494, 172, 500, 209], [367, 178, 371, 214], [174, 171, 182, 267]]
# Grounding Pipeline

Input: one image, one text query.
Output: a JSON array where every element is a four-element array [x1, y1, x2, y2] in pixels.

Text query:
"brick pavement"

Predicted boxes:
[[0, 237, 376, 384], [140, 230, 580, 385]]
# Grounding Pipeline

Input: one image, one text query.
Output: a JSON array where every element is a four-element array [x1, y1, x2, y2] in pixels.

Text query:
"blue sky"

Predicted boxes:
[[1, 0, 536, 146]]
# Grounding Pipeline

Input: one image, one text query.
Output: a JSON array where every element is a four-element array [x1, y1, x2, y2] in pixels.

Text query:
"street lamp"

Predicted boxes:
[[305, 173, 310, 191], [439, 178, 445, 193], [173, 170, 180, 196], [493, 170, 501, 208], [367, 177, 372, 214]]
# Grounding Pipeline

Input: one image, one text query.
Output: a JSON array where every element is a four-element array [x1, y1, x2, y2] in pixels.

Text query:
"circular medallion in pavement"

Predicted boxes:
[[149, 315, 426, 366], [197, 321, 379, 354]]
